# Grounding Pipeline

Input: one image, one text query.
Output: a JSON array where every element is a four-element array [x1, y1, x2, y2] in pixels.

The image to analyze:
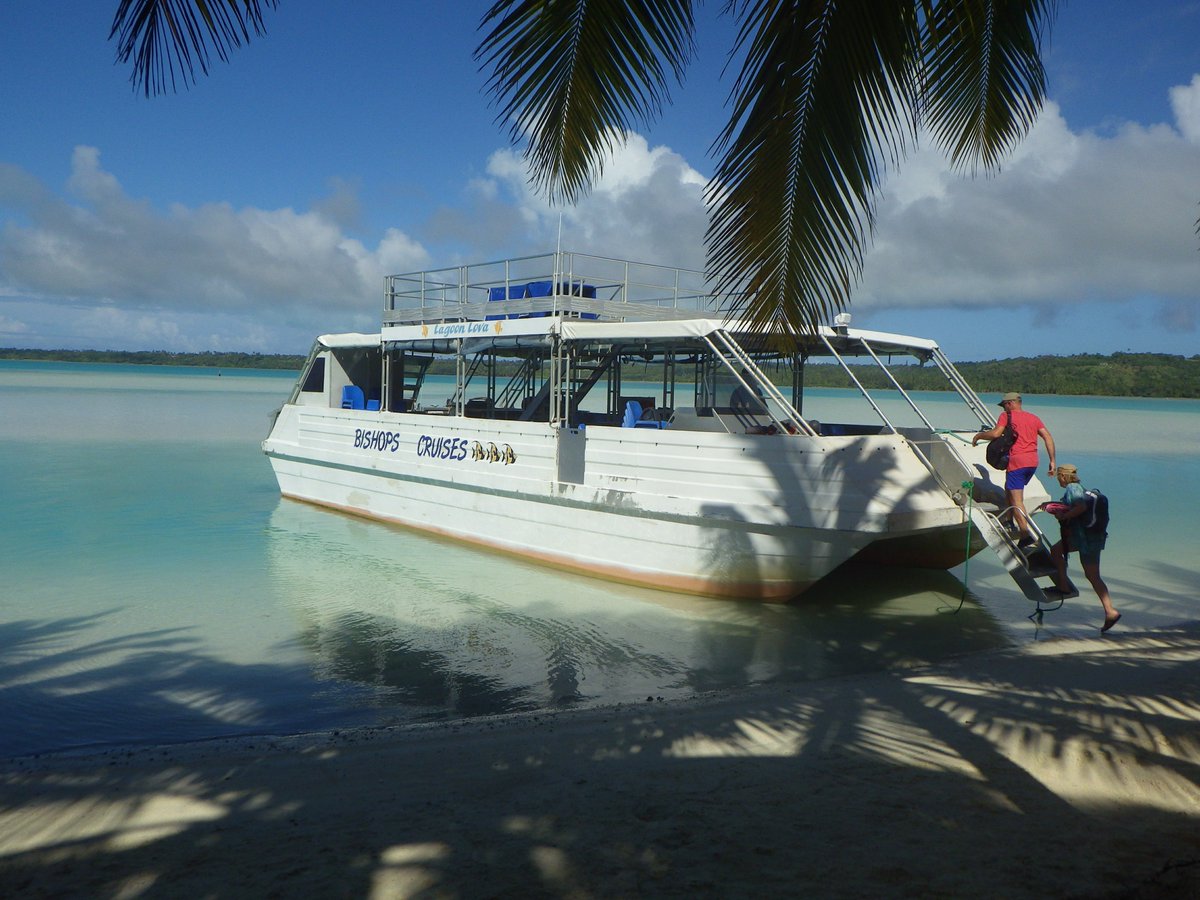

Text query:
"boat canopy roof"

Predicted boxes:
[[559, 318, 940, 359], [318, 332, 381, 349], [319, 317, 939, 363]]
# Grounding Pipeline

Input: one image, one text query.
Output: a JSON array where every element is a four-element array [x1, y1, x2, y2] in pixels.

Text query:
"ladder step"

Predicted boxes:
[[1021, 547, 1054, 571], [968, 506, 1056, 604]]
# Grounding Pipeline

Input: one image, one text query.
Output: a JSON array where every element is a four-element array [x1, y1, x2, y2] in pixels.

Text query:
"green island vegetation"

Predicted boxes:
[[2, 347, 1198, 398], [0, 348, 305, 370]]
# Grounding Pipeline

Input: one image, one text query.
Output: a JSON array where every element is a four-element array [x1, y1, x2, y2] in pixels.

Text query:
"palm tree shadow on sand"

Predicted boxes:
[[3, 618, 1197, 898]]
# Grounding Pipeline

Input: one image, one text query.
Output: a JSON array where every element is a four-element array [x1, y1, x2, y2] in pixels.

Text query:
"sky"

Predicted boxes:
[[1, 1, 1199, 362]]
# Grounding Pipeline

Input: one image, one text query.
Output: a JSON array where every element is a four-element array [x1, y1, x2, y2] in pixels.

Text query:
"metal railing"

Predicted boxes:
[[383, 251, 732, 324]]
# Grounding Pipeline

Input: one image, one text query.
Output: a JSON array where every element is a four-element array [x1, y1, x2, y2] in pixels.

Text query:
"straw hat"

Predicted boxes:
[[998, 391, 1021, 405]]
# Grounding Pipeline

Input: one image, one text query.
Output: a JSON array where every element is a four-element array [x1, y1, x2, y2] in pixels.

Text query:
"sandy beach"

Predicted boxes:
[[2, 622, 1198, 899]]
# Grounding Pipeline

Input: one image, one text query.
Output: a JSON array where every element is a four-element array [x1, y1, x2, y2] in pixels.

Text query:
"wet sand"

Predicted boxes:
[[2, 623, 1199, 899]]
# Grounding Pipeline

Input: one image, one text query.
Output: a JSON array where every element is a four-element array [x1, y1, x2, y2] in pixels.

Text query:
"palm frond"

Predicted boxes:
[[110, 0, 277, 96], [707, 0, 920, 334], [921, 0, 1058, 170], [475, 0, 696, 203]]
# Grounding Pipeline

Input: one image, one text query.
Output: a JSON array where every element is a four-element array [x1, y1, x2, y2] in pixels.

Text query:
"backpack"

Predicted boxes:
[[985, 411, 1015, 471], [1082, 488, 1109, 536]]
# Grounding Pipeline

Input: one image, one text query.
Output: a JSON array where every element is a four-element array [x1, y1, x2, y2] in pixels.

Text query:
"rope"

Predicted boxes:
[[934, 429, 973, 444]]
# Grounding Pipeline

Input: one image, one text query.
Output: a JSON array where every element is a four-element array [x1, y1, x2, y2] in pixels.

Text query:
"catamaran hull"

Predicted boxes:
[[263, 406, 976, 600]]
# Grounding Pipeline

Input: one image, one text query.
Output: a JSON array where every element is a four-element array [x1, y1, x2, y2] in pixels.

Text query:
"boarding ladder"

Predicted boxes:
[[918, 345, 1074, 602], [964, 502, 1070, 605]]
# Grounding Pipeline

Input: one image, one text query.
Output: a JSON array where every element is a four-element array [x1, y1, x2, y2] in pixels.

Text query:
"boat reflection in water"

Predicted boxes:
[[267, 499, 1012, 725]]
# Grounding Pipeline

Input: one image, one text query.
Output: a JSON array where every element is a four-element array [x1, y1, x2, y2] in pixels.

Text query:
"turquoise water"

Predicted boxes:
[[1, 360, 1197, 758]]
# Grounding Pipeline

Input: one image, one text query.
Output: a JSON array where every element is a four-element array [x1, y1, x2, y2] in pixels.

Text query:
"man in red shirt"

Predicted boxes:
[[972, 392, 1057, 546]]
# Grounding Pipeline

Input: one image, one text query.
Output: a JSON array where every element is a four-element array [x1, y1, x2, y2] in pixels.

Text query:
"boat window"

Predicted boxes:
[[332, 348, 382, 408], [301, 357, 326, 393]]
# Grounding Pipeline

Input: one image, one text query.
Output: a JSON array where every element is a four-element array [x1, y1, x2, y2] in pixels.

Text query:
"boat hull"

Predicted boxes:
[[263, 405, 974, 600]]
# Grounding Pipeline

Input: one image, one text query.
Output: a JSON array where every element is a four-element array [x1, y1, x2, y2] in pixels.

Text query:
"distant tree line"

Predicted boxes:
[[816, 352, 1200, 398], [0, 348, 306, 370], [3, 347, 1197, 398]]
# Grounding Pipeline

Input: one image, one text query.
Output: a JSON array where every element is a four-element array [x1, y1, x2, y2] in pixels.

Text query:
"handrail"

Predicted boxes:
[[286, 341, 324, 405], [930, 346, 993, 426], [707, 330, 818, 436], [384, 250, 722, 323], [819, 332, 898, 433], [859, 337, 935, 431]]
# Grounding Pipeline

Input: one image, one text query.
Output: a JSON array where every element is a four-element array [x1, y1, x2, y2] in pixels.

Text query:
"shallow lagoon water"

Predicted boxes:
[[1, 360, 1197, 758]]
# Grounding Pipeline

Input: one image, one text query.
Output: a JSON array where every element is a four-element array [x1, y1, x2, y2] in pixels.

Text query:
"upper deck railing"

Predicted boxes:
[[383, 251, 733, 325]]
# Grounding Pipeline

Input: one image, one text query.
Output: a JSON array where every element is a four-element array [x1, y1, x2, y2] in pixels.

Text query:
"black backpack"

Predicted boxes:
[[985, 411, 1015, 471], [1082, 488, 1110, 536]]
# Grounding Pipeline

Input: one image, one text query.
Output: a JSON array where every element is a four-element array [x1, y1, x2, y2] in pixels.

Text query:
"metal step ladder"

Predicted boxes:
[[495, 354, 543, 411], [914, 429, 1075, 611], [394, 354, 433, 410], [967, 503, 1075, 605], [523, 347, 617, 423]]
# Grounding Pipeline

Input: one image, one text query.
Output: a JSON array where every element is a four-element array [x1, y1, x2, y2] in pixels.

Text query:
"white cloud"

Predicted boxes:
[[856, 100, 1200, 322], [476, 132, 710, 270], [1170, 74, 1200, 144], [1, 147, 428, 318], [0, 313, 29, 336]]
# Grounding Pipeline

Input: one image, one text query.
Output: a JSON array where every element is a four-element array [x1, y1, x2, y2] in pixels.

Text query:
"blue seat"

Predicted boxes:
[[522, 280, 553, 317], [365, 398, 381, 411], [557, 280, 596, 298], [622, 400, 643, 428], [623, 400, 668, 429], [341, 385, 365, 410], [486, 286, 505, 320], [486, 284, 528, 320], [557, 281, 598, 318]]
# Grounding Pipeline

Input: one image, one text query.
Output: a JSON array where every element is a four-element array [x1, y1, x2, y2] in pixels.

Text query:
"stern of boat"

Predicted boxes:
[[847, 426, 1051, 570], [849, 427, 1064, 604]]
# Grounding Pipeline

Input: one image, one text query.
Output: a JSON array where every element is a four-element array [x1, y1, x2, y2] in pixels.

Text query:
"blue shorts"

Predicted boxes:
[[1005, 466, 1037, 490]]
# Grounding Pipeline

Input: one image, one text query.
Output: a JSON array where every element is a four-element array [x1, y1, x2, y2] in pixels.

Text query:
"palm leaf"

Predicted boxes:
[[920, 0, 1056, 170], [110, 0, 277, 96], [475, 0, 696, 203], [707, 0, 921, 335]]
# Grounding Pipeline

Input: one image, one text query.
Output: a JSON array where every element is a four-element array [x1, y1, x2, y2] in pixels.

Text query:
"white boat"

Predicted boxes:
[[263, 251, 1054, 602]]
